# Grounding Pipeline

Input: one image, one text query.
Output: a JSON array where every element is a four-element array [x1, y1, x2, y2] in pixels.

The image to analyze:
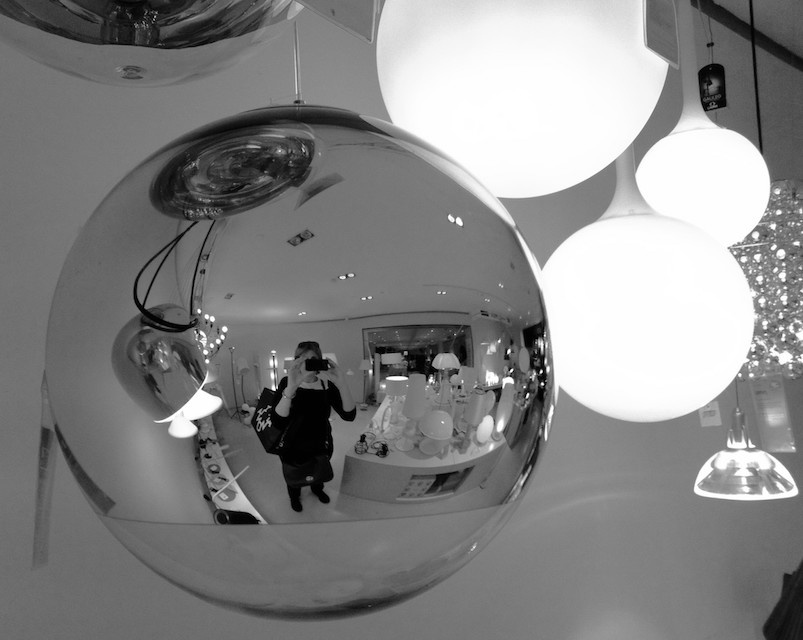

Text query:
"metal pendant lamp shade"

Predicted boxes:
[[694, 407, 798, 501]]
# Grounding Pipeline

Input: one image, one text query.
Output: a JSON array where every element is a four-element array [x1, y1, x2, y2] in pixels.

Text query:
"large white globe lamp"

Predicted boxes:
[[636, 0, 769, 247], [543, 150, 754, 422], [376, 0, 669, 198]]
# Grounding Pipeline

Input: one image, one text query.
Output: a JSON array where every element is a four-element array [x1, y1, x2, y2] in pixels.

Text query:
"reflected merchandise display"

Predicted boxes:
[[0, 0, 300, 86], [45, 104, 555, 619]]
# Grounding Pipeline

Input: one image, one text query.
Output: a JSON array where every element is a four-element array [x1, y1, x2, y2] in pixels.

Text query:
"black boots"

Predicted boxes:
[[311, 484, 330, 504], [288, 485, 329, 511]]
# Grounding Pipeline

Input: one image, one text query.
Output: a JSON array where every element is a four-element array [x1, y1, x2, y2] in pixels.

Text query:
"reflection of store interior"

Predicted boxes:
[[203, 316, 546, 524]]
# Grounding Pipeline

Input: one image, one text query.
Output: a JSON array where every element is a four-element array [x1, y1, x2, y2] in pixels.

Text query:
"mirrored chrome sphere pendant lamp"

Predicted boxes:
[[375, 0, 669, 198], [694, 379, 798, 500], [40, 41, 556, 616], [0, 0, 303, 86], [543, 146, 754, 422], [636, 0, 770, 247]]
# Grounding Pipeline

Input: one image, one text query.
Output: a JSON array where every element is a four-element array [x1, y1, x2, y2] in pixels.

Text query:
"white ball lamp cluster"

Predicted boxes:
[[376, 0, 669, 198], [636, 0, 770, 247], [543, 148, 755, 422]]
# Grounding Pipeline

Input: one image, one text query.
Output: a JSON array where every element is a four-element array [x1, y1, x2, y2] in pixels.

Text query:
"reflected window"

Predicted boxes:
[[363, 324, 472, 403]]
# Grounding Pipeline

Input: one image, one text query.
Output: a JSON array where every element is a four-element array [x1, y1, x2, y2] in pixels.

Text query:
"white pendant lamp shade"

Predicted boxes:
[[543, 150, 755, 422], [376, 0, 668, 198], [383, 375, 408, 397], [637, 127, 769, 247], [635, 0, 769, 247]]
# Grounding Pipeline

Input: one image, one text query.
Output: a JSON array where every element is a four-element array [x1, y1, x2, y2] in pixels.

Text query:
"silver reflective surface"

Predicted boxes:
[[0, 0, 298, 85], [45, 104, 555, 618]]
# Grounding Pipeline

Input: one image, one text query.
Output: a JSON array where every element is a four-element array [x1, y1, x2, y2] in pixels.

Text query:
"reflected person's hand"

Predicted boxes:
[[286, 356, 313, 392], [319, 358, 345, 387]]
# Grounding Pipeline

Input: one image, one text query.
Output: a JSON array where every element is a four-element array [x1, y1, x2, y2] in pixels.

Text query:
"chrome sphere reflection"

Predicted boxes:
[[45, 104, 555, 618], [0, 0, 299, 86]]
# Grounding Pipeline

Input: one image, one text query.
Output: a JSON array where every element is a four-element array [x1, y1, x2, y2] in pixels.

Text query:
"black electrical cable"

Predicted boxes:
[[133, 221, 200, 332], [748, 0, 764, 154], [189, 221, 217, 315]]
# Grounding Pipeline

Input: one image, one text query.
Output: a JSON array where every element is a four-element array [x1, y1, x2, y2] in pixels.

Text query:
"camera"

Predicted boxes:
[[305, 358, 329, 372]]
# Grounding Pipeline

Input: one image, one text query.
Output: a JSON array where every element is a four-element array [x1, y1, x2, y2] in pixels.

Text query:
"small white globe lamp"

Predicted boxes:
[[542, 148, 755, 422], [636, 0, 769, 247], [376, 0, 668, 198]]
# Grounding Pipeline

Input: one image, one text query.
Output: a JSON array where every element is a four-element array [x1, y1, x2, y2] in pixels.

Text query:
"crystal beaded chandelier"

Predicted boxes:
[[731, 179, 803, 379]]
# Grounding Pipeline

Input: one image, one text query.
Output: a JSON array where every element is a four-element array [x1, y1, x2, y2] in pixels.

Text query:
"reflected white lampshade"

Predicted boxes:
[[167, 413, 199, 439], [635, 0, 769, 246], [543, 149, 755, 422], [402, 373, 428, 419], [432, 352, 460, 370], [384, 375, 409, 397], [464, 390, 486, 427], [380, 352, 403, 365], [376, 0, 668, 197]]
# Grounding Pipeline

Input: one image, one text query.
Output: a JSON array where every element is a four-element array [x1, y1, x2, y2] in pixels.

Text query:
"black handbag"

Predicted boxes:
[[281, 454, 334, 488], [251, 388, 287, 454]]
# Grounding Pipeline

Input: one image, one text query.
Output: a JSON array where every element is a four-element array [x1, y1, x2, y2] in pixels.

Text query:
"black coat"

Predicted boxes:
[[270, 377, 356, 464]]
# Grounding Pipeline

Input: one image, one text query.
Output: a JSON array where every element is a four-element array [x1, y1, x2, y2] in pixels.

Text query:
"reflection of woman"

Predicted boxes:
[[272, 341, 356, 512]]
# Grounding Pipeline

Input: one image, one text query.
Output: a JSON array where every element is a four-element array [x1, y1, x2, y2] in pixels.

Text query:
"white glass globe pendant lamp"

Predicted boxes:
[[542, 147, 755, 422], [694, 380, 798, 500], [635, 0, 769, 247], [376, 0, 669, 198]]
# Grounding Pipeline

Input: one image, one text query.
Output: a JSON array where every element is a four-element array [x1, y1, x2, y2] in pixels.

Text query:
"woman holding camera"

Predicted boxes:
[[272, 341, 356, 512]]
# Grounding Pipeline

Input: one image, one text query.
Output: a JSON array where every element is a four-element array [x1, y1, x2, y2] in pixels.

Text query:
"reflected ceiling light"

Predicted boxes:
[[543, 148, 754, 422], [0, 0, 301, 86], [636, 0, 769, 247], [695, 395, 798, 500], [376, 0, 668, 197]]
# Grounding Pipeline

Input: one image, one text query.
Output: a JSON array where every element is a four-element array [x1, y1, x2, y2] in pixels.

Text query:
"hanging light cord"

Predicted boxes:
[[133, 221, 199, 332], [188, 220, 217, 315], [749, 0, 764, 153], [292, 21, 304, 105]]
